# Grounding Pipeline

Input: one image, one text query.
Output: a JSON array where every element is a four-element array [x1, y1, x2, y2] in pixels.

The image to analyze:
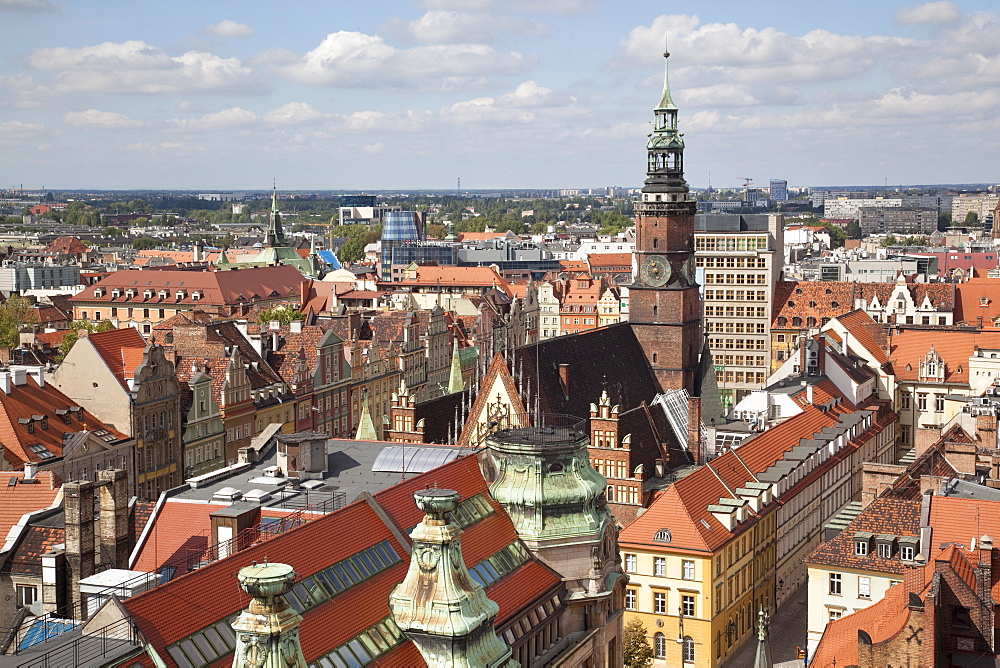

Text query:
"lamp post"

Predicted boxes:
[[675, 606, 686, 663]]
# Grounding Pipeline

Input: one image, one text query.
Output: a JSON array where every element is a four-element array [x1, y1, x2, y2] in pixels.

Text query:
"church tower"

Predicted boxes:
[[263, 183, 286, 247], [630, 45, 701, 395]]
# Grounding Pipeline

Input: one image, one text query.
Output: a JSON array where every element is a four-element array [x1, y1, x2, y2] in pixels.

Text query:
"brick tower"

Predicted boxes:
[[630, 45, 702, 395]]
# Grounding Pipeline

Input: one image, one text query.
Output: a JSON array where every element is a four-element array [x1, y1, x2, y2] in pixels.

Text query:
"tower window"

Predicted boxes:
[[653, 238, 658, 249]]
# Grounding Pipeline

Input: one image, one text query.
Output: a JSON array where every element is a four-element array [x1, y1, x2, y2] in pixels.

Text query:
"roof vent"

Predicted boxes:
[[212, 487, 242, 502]]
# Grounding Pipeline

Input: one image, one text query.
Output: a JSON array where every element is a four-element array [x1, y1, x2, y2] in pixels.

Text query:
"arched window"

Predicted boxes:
[[652, 305, 658, 317], [682, 636, 695, 662], [776, 317, 787, 327], [652, 238, 658, 249], [654, 633, 666, 659], [792, 317, 802, 327]]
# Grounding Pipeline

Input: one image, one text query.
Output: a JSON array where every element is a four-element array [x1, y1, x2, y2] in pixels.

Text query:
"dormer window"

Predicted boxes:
[[143, 290, 153, 299], [94, 288, 104, 297], [653, 528, 672, 543], [854, 531, 873, 556], [125, 289, 135, 299], [111, 289, 121, 299], [175, 291, 186, 301], [158, 290, 168, 300], [192, 291, 202, 301]]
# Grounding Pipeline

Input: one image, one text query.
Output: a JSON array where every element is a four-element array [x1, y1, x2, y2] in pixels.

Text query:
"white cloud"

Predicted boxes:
[[387, 10, 548, 44], [262, 102, 327, 125], [0, 120, 44, 139], [896, 2, 960, 25], [282, 30, 529, 88], [201, 20, 253, 38], [0, 0, 56, 13], [25, 41, 260, 94], [170, 107, 258, 131], [363, 142, 384, 154], [64, 109, 143, 129], [124, 141, 204, 155]]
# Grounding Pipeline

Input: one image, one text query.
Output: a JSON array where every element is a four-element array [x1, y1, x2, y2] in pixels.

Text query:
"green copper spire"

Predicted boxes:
[[264, 182, 286, 247], [643, 39, 687, 193], [389, 489, 517, 668], [231, 562, 307, 668], [448, 340, 465, 394]]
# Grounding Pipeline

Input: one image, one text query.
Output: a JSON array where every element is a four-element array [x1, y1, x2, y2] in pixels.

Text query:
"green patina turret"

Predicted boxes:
[[263, 184, 286, 247], [484, 422, 623, 600], [644, 40, 687, 195], [388, 489, 517, 667], [231, 562, 307, 668]]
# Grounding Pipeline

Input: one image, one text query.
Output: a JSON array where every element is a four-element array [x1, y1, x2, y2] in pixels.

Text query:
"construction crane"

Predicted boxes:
[[739, 177, 753, 190]]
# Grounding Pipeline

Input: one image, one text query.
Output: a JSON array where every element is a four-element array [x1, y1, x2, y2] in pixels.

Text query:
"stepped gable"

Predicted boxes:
[[515, 322, 663, 418]]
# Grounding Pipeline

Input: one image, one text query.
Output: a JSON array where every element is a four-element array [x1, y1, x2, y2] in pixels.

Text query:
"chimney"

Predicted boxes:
[[10, 367, 26, 386], [0, 370, 10, 394], [24, 461, 38, 479], [806, 383, 814, 405], [687, 396, 702, 464], [904, 554, 927, 600], [799, 335, 807, 376], [64, 481, 96, 616], [558, 363, 570, 397], [97, 469, 130, 569], [290, 320, 303, 334], [976, 535, 993, 607]]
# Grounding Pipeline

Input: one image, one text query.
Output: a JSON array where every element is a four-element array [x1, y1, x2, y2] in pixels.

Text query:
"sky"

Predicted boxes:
[[1, 0, 998, 191]]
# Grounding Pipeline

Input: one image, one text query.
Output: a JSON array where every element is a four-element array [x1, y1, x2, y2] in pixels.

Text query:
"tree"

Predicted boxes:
[[845, 220, 862, 240], [964, 211, 981, 227], [131, 237, 158, 251], [258, 306, 306, 326], [938, 212, 952, 231], [0, 296, 38, 348], [623, 618, 654, 668], [58, 320, 115, 361]]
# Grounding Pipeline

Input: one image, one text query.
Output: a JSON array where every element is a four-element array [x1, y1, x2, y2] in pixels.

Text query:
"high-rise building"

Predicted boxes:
[[380, 210, 422, 281], [629, 46, 702, 396], [769, 179, 788, 202]]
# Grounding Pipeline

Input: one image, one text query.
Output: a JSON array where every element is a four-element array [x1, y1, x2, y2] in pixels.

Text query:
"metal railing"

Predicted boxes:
[[15, 617, 141, 668]]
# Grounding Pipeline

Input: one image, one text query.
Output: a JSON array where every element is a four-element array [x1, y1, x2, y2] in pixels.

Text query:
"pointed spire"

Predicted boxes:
[[264, 182, 286, 247], [753, 606, 773, 668], [656, 36, 678, 112], [354, 390, 378, 441], [448, 339, 465, 394]]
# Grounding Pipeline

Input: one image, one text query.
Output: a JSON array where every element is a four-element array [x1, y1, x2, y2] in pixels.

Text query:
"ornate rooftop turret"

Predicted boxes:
[[643, 40, 687, 195], [484, 420, 623, 599], [231, 562, 306, 668], [388, 489, 517, 667], [263, 184, 286, 247]]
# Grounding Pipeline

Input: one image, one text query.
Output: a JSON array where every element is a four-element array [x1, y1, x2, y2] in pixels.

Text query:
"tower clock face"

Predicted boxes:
[[682, 258, 696, 284], [640, 255, 671, 287]]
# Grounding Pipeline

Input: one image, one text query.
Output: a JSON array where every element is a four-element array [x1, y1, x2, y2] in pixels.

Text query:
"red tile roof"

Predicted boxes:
[[805, 497, 920, 573], [954, 277, 1000, 325], [0, 375, 128, 467], [131, 501, 226, 573], [0, 471, 60, 543], [836, 309, 890, 365], [928, 495, 1000, 549], [888, 327, 1000, 384], [86, 327, 147, 390]]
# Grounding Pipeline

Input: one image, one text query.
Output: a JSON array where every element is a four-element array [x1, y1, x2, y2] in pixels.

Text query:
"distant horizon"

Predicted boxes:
[[2, 2, 999, 190], [3, 182, 998, 196]]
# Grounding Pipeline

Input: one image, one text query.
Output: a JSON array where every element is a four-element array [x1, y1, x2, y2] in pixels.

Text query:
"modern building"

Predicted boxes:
[[769, 179, 788, 202], [379, 210, 422, 281], [696, 213, 784, 407], [859, 206, 938, 236]]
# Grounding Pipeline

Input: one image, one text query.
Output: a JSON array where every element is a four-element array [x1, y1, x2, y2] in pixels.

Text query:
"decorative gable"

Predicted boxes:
[[919, 346, 945, 381]]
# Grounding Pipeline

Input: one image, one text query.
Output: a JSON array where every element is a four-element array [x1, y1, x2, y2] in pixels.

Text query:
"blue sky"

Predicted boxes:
[[1, 0, 998, 191]]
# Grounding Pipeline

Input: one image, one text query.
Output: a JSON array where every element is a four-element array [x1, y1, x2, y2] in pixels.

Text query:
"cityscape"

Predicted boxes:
[[2, 2, 1000, 668]]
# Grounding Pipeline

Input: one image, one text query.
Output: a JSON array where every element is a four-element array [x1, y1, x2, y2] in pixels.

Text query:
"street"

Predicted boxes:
[[721, 583, 807, 667]]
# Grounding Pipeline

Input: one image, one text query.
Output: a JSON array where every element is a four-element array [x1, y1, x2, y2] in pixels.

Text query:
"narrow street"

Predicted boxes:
[[721, 583, 807, 667]]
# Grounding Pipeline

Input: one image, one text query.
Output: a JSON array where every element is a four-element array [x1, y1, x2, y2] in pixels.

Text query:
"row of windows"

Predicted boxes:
[[606, 484, 640, 505], [705, 306, 767, 319], [717, 371, 768, 385], [715, 354, 767, 368], [902, 393, 946, 412], [705, 322, 768, 334], [709, 337, 767, 351], [622, 553, 696, 580], [310, 616, 406, 667], [697, 256, 768, 269], [652, 633, 695, 662], [704, 290, 768, 302], [703, 273, 768, 285], [695, 235, 768, 252]]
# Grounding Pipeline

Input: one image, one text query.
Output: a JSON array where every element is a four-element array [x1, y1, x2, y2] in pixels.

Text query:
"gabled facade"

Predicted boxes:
[[180, 367, 226, 478]]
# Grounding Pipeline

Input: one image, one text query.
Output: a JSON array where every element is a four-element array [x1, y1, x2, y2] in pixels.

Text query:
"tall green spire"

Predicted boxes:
[[264, 182, 286, 247], [644, 39, 687, 193]]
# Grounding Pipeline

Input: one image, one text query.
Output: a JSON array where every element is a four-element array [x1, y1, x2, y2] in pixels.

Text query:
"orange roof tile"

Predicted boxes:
[[131, 501, 227, 573], [888, 327, 1000, 384], [954, 277, 1000, 324], [86, 327, 147, 390], [836, 310, 890, 365], [0, 471, 60, 542]]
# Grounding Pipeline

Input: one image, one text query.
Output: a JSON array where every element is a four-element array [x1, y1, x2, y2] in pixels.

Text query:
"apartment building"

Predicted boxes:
[[695, 213, 784, 407]]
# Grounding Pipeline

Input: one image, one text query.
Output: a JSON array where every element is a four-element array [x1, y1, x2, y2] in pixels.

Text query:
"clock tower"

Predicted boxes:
[[630, 45, 701, 395]]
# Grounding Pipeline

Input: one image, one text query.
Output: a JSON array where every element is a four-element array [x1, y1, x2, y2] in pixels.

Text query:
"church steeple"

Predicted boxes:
[[264, 183, 286, 247], [644, 43, 687, 193]]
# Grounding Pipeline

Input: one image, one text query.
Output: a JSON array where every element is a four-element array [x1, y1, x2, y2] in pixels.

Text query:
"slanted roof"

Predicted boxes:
[[805, 497, 920, 573], [86, 328, 147, 390], [0, 472, 60, 544], [889, 327, 1000, 385]]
